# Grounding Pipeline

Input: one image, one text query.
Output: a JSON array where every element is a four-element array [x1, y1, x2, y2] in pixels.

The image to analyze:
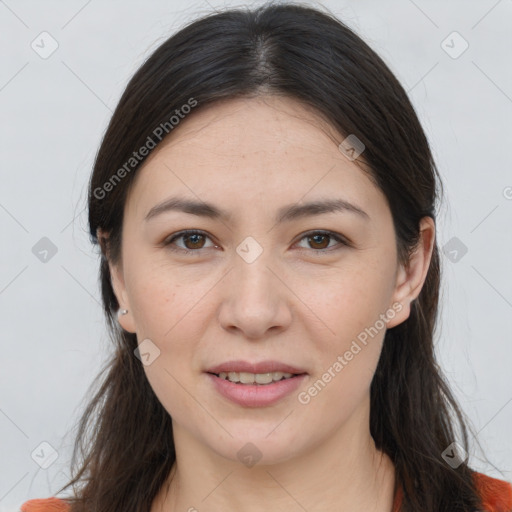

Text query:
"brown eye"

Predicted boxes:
[[296, 230, 349, 252], [307, 233, 330, 249], [163, 229, 349, 255], [164, 230, 216, 253], [183, 233, 206, 249]]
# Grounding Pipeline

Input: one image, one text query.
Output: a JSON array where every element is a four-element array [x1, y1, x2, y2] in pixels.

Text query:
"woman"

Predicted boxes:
[[21, 3, 512, 511]]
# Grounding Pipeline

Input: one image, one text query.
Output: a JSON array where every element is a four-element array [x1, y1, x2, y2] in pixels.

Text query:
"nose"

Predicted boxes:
[[217, 251, 293, 340]]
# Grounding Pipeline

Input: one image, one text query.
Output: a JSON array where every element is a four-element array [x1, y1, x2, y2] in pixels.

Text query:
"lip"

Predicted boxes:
[[205, 360, 307, 375], [206, 372, 307, 407]]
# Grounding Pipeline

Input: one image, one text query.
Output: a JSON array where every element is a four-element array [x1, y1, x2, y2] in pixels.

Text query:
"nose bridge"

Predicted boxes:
[[217, 236, 292, 338], [232, 237, 277, 306]]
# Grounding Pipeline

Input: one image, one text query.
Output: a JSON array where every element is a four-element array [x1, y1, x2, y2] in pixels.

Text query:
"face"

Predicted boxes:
[[108, 95, 433, 466]]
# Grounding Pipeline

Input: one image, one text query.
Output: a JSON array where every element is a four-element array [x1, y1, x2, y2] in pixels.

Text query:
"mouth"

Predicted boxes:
[[207, 371, 307, 385], [204, 360, 308, 407], [205, 360, 308, 383], [206, 371, 308, 407]]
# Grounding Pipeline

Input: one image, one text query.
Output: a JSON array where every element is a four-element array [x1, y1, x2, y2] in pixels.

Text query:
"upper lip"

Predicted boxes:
[[206, 360, 307, 375]]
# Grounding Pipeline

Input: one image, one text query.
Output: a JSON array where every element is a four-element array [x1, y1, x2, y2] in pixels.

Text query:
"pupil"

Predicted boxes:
[[311, 234, 328, 249], [186, 234, 203, 249]]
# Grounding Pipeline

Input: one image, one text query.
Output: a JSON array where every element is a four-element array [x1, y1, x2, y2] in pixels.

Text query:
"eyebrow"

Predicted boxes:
[[144, 196, 370, 223]]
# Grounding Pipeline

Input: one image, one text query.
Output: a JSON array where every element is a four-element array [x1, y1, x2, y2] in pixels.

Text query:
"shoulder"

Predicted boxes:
[[473, 472, 512, 512], [19, 476, 512, 512], [20, 497, 70, 512]]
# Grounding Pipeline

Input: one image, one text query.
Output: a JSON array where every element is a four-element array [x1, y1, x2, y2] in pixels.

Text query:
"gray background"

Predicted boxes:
[[1, 0, 511, 510]]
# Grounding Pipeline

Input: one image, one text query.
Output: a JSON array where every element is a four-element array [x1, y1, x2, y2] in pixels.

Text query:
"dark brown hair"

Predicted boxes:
[[56, 3, 488, 511]]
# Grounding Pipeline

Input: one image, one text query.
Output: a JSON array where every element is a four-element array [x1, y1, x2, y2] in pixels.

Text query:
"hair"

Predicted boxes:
[[55, 2, 488, 511]]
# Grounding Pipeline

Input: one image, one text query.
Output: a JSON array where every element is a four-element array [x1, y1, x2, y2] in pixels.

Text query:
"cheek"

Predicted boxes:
[[126, 261, 214, 340], [296, 279, 388, 426], [293, 258, 396, 341], [290, 256, 396, 413], [128, 270, 212, 419]]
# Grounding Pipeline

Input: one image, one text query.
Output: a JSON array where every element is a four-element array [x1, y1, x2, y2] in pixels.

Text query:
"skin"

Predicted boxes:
[[105, 95, 435, 512]]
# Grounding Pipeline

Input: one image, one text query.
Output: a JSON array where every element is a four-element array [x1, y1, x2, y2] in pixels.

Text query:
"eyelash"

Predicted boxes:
[[162, 229, 351, 255]]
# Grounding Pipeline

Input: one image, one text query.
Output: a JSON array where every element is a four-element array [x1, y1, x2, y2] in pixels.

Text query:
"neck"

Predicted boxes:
[[153, 400, 396, 512]]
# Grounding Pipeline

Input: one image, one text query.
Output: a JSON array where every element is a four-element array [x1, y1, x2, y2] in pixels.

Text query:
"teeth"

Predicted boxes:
[[218, 371, 294, 384]]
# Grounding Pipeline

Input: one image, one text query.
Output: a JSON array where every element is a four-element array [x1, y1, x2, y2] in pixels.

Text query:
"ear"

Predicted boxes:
[[97, 228, 137, 334], [386, 216, 436, 329]]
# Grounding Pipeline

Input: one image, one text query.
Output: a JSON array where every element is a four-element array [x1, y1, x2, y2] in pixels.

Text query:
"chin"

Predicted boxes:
[[205, 428, 306, 468]]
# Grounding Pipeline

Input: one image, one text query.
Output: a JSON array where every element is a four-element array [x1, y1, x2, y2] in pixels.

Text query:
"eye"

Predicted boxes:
[[294, 230, 349, 252], [163, 229, 350, 255], [163, 230, 217, 254]]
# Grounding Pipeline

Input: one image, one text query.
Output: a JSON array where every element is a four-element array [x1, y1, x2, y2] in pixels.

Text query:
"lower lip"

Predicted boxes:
[[206, 373, 307, 407]]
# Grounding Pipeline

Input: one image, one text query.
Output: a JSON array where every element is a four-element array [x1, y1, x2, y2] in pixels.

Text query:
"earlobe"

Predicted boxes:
[[109, 261, 128, 307], [116, 307, 136, 333], [109, 262, 137, 333], [99, 228, 137, 334], [386, 217, 436, 329], [386, 265, 412, 329]]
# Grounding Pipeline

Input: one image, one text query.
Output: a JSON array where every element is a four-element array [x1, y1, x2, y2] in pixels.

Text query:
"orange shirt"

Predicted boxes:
[[392, 472, 512, 512], [20, 471, 512, 512]]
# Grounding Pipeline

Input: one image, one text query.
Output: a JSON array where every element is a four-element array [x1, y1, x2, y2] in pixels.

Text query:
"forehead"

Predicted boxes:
[[124, 95, 383, 222]]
